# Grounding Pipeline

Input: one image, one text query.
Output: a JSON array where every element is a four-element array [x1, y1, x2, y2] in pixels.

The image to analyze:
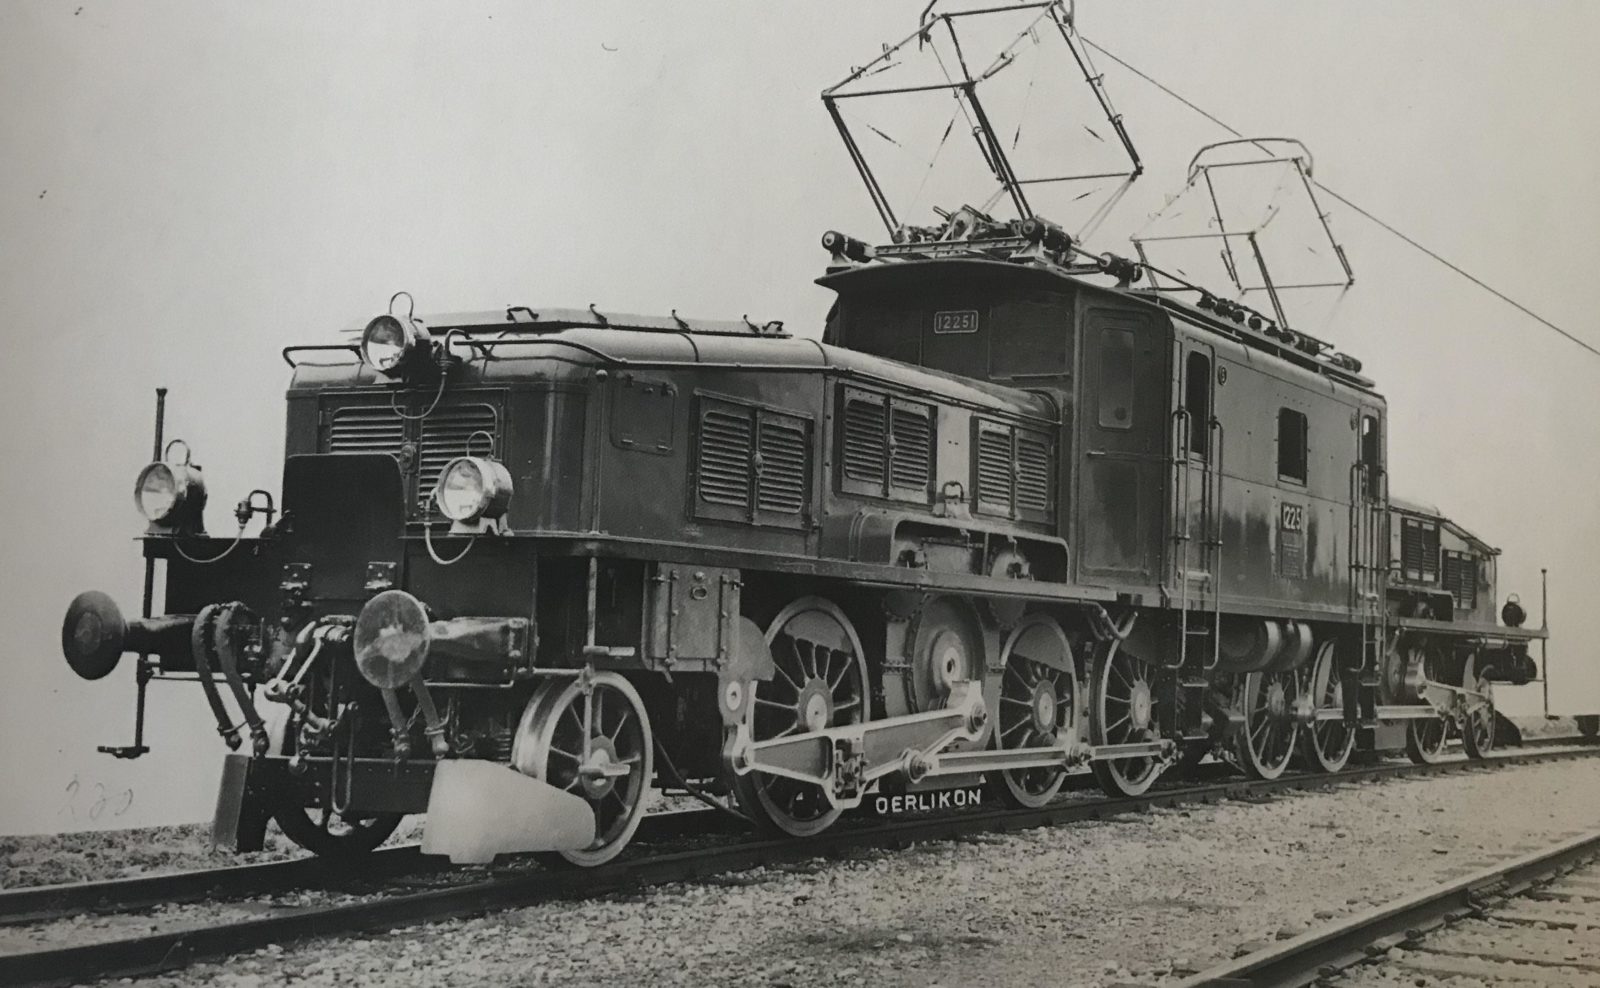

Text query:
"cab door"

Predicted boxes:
[[1172, 338, 1217, 599], [1075, 305, 1169, 586]]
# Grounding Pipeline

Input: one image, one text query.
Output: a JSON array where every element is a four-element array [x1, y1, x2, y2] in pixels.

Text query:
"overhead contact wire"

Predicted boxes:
[[1082, 37, 1600, 362]]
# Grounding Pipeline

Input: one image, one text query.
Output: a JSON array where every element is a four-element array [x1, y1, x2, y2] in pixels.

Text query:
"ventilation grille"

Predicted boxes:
[[418, 404, 499, 502], [1443, 551, 1476, 608], [1016, 433, 1051, 512], [327, 406, 405, 456], [975, 428, 1014, 511], [1400, 518, 1440, 581], [756, 422, 807, 514], [889, 405, 932, 491], [697, 409, 754, 508], [842, 397, 885, 482]]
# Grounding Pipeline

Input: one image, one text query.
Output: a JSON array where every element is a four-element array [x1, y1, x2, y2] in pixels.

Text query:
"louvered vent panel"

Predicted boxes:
[[889, 406, 932, 491], [842, 398, 886, 482], [976, 428, 1014, 511], [1443, 552, 1476, 608], [1401, 519, 1440, 580], [698, 409, 753, 508], [1016, 433, 1051, 512], [756, 422, 807, 514], [327, 406, 405, 455], [418, 404, 500, 502]]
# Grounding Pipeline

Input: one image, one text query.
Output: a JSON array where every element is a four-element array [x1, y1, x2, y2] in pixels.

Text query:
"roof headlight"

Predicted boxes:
[[360, 313, 428, 377], [433, 456, 513, 532], [133, 440, 208, 534]]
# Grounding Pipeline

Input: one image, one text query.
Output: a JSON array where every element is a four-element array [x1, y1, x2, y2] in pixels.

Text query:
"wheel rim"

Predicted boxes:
[[1091, 644, 1162, 796], [736, 598, 868, 837], [1238, 668, 1299, 780], [992, 617, 1076, 809], [513, 671, 653, 866], [1303, 643, 1354, 773], [272, 805, 402, 857], [1461, 653, 1495, 758]]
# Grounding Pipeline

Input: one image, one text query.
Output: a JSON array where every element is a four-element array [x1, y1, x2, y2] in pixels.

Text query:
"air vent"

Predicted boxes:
[[975, 425, 1014, 514], [1400, 517, 1440, 582], [842, 395, 885, 483], [696, 399, 812, 529], [697, 409, 753, 508], [418, 403, 499, 502], [889, 404, 932, 492], [1443, 551, 1476, 608], [1016, 432, 1051, 513], [327, 406, 404, 456], [756, 421, 807, 514]]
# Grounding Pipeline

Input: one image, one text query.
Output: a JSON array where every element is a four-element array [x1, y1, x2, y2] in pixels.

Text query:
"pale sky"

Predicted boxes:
[[3, 1, 1597, 834]]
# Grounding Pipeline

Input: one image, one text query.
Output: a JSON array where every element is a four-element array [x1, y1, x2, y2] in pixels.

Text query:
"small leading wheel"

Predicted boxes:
[[271, 803, 402, 859], [512, 671, 654, 867], [1405, 648, 1450, 765], [1459, 652, 1496, 760], [1578, 715, 1600, 740], [1299, 643, 1355, 774], [1089, 643, 1164, 798], [987, 615, 1077, 809], [1236, 668, 1300, 780], [730, 597, 869, 837]]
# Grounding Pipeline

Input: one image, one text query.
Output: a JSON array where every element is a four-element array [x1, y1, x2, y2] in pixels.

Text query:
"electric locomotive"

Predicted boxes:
[[60, 209, 1546, 866]]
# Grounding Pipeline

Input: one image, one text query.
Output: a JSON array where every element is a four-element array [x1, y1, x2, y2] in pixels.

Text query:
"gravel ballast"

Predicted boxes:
[[50, 756, 1599, 988]]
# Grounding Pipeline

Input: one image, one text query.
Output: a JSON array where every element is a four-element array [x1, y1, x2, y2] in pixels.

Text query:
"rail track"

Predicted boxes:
[[1176, 822, 1600, 986], [2, 739, 1595, 987]]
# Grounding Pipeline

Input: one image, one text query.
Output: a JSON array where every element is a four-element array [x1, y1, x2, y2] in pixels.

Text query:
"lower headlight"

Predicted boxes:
[[434, 456, 513, 523]]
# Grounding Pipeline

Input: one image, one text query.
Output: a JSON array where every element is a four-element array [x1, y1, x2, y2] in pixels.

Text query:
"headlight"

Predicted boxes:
[[354, 589, 430, 689], [360, 313, 428, 376], [433, 456, 513, 525], [133, 441, 208, 533], [135, 463, 178, 522]]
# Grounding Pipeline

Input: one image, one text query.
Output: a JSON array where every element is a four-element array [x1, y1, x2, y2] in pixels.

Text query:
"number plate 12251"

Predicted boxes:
[[933, 309, 979, 334]]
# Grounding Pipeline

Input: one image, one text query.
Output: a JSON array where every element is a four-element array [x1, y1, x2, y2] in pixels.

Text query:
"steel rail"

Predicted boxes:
[[1173, 824, 1600, 987], [0, 806, 737, 928], [2, 742, 1596, 987]]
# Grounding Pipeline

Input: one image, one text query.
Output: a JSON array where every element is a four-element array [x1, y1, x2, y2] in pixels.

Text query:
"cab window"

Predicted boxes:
[[1277, 408, 1308, 484], [1183, 351, 1211, 458], [1097, 328, 1135, 430]]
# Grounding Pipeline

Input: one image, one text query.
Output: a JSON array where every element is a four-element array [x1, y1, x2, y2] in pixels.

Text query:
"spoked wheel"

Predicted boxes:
[[1236, 668, 1300, 780], [271, 803, 402, 859], [1459, 652, 1496, 760], [1089, 643, 1164, 797], [730, 597, 869, 837], [1405, 648, 1450, 765], [512, 671, 654, 867], [1299, 642, 1355, 774], [987, 616, 1077, 809]]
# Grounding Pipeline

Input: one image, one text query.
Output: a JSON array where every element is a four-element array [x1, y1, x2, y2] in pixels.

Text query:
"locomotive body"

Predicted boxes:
[[61, 218, 1547, 865]]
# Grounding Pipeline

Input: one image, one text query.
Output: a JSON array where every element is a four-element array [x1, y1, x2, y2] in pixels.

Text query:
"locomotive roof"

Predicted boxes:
[[819, 253, 1378, 394], [343, 306, 789, 338], [1390, 495, 1499, 555], [292, 321, 1056, 420]]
